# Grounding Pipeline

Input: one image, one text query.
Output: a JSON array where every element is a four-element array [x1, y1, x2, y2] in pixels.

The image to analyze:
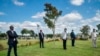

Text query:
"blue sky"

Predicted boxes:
[[0, 0, 100, 34]]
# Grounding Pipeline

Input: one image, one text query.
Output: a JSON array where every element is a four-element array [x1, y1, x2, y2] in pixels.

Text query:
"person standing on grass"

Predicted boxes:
[[6, 25, 18, 56], [91, 29, 97, 48], [61, 28, 68, 50], [70, 30, 76, 47], [39, 30, 44, 48]]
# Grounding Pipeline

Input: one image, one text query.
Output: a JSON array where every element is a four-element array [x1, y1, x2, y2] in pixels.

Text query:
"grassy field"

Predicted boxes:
[[0, 39, 53, 49], [0, 39, 39, 49], [0, 39, 100, 56]]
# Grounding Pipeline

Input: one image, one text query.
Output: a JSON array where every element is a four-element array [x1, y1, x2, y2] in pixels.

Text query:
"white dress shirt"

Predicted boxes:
[[62, 32, 67, 40], [91, 32, 97, 39]]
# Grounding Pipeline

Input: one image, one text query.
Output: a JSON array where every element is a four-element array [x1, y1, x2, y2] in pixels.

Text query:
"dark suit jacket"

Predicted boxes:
[[70, 32, 76, 39], [7, 30, 18, 45], [39, 32, 44, 40]]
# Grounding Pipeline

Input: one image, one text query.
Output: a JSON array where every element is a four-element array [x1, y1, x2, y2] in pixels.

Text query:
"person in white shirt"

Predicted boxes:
[[91, 29, 97, 48], [61, 28, 67, 50]]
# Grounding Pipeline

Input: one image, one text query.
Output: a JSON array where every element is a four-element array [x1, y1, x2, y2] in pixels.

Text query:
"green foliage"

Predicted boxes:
[[46, 34, 53, 38], [97, 24, 100, 30], [29, 30, 35, 37], [43, 3, 62, 37], [0, 44, 4, 51], [0, 33, 7, 39], [21, 29, 35, 37], [21, 28, 29, 35], [97, 24, 100, 35], [79, 37, 88, 40], [43, 17, 54, 29], [80, 25, 90, 36], [0, 33, 7, 37]]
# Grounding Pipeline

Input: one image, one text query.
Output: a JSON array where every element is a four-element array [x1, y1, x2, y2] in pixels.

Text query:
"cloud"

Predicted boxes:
[[92, 10, 100, 21], [21, 21, 41, 29], [55, 11, 83, 33], [0, 22, 6, 26], [0, 12, 5, 16], [79, 10, 100, 32], [0, 10, 100, 34], [56, 10, 100, 34], [13, 0, 24, 6], [58, 11, 82, 22], [31, 11, 83, 34], [0, 21, 43, 34], [70, 0, 84, 6], [80, 10, 100, 24], [31, 12, 46, 19]]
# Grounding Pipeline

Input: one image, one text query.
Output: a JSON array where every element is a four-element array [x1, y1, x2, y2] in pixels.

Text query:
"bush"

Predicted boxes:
[[29, 42, 32, 46], [20, 44, 25, 47], [0, 33, 7, 39], [0, 44, 4, 51], [46, 34, 53, 38], [54, 38, 60, 41], [25, 43, 29, 46], [79, 37, 88, 40]]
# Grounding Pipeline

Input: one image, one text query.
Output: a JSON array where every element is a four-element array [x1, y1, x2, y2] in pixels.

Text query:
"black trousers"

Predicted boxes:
[[40, 39, 44, 48], [72, 39, 75, 46], [63, 39, 67, 50], [7, 44, 17, 56]]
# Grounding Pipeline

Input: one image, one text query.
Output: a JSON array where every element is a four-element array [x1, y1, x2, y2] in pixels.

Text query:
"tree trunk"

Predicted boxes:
[[52, 20, 56, 46], [52, 27, 56, 47], [52, 28, 55, 39]]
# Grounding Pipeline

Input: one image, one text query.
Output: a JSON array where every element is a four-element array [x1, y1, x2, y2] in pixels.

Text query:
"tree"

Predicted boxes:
[[29, 30, 35, 37], [0, 33, 7, 39], [21, 28, 30, 39], [21, 29, 36, 39], [43, 3, 62, 39], [80, 25, 90, 39], [46, 34, 53, 38], [21, 29, 29, 35], [97, 24, 100, 35]]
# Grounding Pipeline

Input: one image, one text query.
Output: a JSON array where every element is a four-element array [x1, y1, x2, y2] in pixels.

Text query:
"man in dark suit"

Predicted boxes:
[[39, 30, 44, 48], [7, 25, 18, 56], [70, 30, 76, 47]]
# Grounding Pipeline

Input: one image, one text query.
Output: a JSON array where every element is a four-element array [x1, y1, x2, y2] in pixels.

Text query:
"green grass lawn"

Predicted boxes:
[[0, 40, 100, 56]]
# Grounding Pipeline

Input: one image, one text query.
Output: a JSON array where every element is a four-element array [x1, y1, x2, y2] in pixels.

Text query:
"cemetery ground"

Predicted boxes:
[[0, 38, 100, 56]]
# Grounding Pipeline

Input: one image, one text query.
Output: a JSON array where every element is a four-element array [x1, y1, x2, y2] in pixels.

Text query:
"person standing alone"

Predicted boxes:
[[7, 25, 18, 56], [91, 29, 97, 48], [39, 30, 44, 48], [61, 28, 68, 50], [70, 30, 76, 47]]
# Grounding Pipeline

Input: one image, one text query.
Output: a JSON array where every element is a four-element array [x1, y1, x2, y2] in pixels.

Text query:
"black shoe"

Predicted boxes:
[[42, 47, 45, 48], [64, 48, 67, 50]]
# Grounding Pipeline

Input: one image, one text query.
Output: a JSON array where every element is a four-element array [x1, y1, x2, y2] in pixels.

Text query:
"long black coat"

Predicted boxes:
[[39, 32, 44, 40], [6, 30, 18, 45], [70, 32, 76, 39]]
